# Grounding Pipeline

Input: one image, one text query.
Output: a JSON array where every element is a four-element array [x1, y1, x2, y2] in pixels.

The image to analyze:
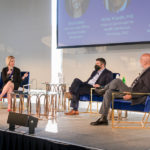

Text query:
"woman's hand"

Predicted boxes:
[[7, 67, 13, 75]]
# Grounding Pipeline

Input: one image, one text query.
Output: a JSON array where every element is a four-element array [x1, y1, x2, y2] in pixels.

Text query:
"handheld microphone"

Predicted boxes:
[[10, 67, 13, 71]]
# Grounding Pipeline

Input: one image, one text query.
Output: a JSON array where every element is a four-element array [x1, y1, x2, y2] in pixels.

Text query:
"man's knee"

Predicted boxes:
[[73, 78, 81, 83], [110, 78, 122, 86], [113, 78, 122, 83]]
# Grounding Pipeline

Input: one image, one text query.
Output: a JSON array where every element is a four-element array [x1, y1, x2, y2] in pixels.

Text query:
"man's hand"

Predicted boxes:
[[93, 84, 100, 88], [123, 94, 132, 100], [22, 72, 28, 80]]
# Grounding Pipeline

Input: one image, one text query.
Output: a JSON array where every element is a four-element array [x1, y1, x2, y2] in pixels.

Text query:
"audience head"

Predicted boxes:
[[95, 58, 106, 71], [6, 56, 15, 68], [140, 53, 150, 69]]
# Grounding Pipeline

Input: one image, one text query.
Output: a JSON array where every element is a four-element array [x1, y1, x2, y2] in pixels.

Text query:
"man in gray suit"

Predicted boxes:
[[91, 53, 150, 126]]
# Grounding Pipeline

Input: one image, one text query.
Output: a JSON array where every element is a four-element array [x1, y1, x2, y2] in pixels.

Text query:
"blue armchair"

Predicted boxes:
[[111, 92, 150, 128], [79, 73, 120, 113], [0, 71, 30, 99]]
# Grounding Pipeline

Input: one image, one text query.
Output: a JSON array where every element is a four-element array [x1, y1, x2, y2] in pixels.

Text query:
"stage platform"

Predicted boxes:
[[0, 108, 150, 150]]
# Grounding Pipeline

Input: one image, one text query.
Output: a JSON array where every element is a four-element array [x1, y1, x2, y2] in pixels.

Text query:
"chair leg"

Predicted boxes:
[[54, 95, 57, 117], [117, 110, 122, 120], [27, 95, 31, 115], [68, 100, 70, 111], [36, 96, 41, 118], [97, 102, 99, 113], [86, 103, 90, 112], [144, 113, 150, 127], [64, 95, 66, 111], [64, 92, 72, 111], [19, 94, 24, 114], [125, 110, 128, 118], [12, 94, 17, 112], [108, 109, 124, 120], [51, 95, 54, 117], [108, 109, 112, 120]]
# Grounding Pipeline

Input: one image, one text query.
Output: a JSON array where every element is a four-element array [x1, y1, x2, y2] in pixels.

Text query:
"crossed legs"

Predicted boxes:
[[100, 78, 132, 117], [0, 81, 14, 110], [91, 79, 132, 126]]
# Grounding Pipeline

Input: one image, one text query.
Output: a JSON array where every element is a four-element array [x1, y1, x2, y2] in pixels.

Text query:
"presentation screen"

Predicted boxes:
[[57, 0, 150, 48]]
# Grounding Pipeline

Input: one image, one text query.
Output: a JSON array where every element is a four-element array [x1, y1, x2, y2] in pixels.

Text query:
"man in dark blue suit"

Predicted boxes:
[[65, 58, 113, 115]]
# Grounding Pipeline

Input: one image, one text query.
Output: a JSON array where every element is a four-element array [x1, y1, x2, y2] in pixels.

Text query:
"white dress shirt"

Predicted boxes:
[[88, 69, 105, 86]]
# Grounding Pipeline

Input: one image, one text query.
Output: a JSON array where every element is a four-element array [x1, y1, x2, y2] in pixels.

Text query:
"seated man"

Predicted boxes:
[[65, 58, 113, 115], [91, 53, 150, 126]]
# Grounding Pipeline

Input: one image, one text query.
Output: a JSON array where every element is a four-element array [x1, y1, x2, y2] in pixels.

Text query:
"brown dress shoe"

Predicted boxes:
[[75, 110, 79, 115], [65, 110, 79, 115], [64, 92, 73, 100]]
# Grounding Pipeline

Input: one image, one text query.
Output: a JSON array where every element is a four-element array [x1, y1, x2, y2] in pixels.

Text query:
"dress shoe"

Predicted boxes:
[[64, 92, 73, 100], [75, 110, 79, 115], [94, 88, 105, 95], [0, 97, 2, 101], [90, 116, 108, 126], [65, 110, 79, 115], [7, 109, 12, 112]]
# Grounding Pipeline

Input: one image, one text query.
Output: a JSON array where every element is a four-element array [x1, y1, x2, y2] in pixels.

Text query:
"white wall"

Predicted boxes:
[[63, 44, 150, 89], [0, 0, 149, 90], [0, 0, 51, 89]]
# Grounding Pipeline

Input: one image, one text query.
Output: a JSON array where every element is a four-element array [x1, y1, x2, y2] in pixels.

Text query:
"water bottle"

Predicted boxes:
[[122, 76, 126, 84]]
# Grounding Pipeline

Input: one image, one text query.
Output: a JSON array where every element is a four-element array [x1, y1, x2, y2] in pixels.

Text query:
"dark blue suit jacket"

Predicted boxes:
[[70, 68, 113, 96], [86, 68, 113, 87]]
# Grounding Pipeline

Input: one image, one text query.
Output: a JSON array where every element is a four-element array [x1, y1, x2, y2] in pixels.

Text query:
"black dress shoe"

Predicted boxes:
[[94, 88, 105, 95], [90, 117, 108, 126]]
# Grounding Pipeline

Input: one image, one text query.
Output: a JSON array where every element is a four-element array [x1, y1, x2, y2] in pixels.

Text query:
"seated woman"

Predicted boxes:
[[0, 56, 28, 112]]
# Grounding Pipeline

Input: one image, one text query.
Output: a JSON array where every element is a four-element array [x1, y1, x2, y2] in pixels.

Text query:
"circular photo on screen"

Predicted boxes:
[[104, 0, 130, 13], [65, 0, 90, 18]]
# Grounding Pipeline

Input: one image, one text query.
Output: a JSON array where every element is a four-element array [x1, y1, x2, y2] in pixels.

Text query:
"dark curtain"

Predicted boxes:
[[0, 130, 89, 150]]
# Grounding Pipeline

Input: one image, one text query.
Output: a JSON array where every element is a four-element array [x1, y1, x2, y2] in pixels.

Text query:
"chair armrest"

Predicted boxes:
[[113, 92, 150, 97], [23, 84, 32, 87], [111, 92, 150, 110], [23, 84, 32, 92]]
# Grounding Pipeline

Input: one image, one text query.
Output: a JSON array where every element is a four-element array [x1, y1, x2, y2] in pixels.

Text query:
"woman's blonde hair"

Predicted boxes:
[[5, 56, 15, 66]]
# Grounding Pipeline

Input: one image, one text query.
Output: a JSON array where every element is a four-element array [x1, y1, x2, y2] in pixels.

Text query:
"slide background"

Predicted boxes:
[[58, 0, 150, 48]]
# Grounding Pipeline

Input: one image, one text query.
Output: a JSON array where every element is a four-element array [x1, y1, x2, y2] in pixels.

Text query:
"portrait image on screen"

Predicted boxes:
[[57, 0, 150, 48], [104, 0, 130, 13], [65, 0, 90, 18]]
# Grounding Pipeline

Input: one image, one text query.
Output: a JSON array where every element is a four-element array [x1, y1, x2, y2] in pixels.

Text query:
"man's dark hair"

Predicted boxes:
[[96, 58, 106, 66]]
